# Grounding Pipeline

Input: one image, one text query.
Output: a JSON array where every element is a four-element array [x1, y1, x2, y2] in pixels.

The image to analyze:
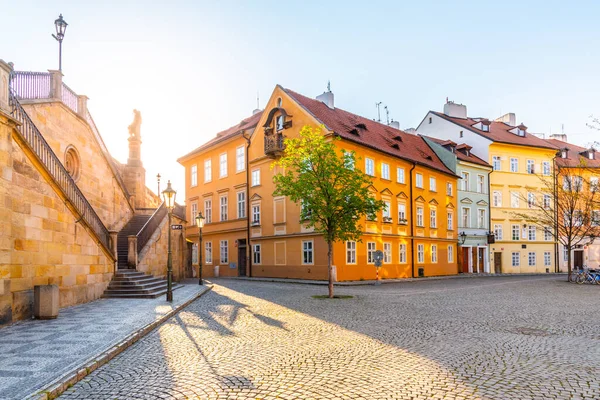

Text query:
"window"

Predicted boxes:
[[482, 124, 489, 132], [447, 182, 453, 196], [528, 252, 536, 267], [563, 247, 568, 262], [543, 194, 551, 209], [512, 252, 520, 267], [398, 203, 406, 223], [430, 209, 437, 228], [397, 167, 405, 184], [512, 224, 520, 241], [191, 202, 198, 221], [367, 242, 376, 264], [526, 160, 535, 174], [459, 130, 464, 138], [527, 192, 535, 208], [528, 225, 536, 241], [447, 244, 454, 262], [302, 240, 314, 264], [205, 242, 212, 264], [399, 244, 407, 263], [429, 117, 432, 124], [383, 201, 391, 221], [191, 243, 198, 264], [511, 192, 519, 208], [510, 158, 518, 173], [343, 152, 355, 169], [220, 240, 228, 264], [461, 171, 470, 191], [204, 199, 212, 224], [493, 191, 502, 207], [447, 211, 453, 230], [276, 115, 284, 131], [252, 204, 260, 225], [237, 191, 246, 219], [219, 153, 227, 178], [417, 244, 425, 263], [593, 210, 600, 227], [477, 175, 485, 193], [191, 165, 198, 187], [429, 177, 437, 192], [544, 251, 551, 267], [591, 177, 599, 192], [494, 224, 503, 240], [365, 158, 375, 176], [236, 146, 245, 172], [204, 159, 212, 182], [492, 156, 501, 171], [251, 169, 260, 186], [416, 206, 424, 227], [461, 207, 470, 228], [564, 176, 583, 192], [220, 195, 228, 221], [431, 245, 437, 263], [346, 241, 356, 264], [542, 161, 551, 176], [416, 173, 423, 188], [381, 163, 390, 179], [253, 244, 261, 264], [544, 227, 552, 241], [478, 209, 486, 229], [383, 243, 392, 263]]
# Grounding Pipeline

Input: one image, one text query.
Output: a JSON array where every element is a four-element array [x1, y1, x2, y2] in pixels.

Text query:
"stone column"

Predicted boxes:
[[127, 235, 138, 269], [0, 60, 12, 114], [109, 230, 119, 271], [48, 69, 63, 100], [77, 95, 88, 119]]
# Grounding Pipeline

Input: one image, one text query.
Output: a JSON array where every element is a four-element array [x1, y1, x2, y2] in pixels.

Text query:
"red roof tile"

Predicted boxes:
[[284, 89, 456, 176], [546, 139, 600, 168]]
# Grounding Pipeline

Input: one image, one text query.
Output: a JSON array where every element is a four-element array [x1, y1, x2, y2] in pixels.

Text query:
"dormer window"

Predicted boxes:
[[276, 115, 285, 131], [517, 129, 525, 136], [590, 152, 595, 160], [482, 124, 489, 132], [561, 150, 567, 159]]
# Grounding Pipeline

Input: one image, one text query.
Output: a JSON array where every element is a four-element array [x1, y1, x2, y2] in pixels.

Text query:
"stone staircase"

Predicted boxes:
[[103, 270, 182, 299], [116, 214, 152, 269]]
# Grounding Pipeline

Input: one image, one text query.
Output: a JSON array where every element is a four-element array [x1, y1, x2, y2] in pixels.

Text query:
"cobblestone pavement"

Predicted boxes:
[[60, 276, 600, 399], [0, 283, 208, 400]]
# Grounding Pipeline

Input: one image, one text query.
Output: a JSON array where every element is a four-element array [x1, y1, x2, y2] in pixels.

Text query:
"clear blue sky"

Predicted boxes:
[[5, 1, 600, 199]]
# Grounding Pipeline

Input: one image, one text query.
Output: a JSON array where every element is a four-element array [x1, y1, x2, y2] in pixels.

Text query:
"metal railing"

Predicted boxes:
[[264, 133, 285, 156], [9, 90, 112, 254], [61, 83, 78, 113], [136, 202, 167, 254], [11, 71, 51, 100]]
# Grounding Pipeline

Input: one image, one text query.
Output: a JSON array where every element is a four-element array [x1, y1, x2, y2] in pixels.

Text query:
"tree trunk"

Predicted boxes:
[[327, 241, 334, 298], [567, 246, 572, 282]]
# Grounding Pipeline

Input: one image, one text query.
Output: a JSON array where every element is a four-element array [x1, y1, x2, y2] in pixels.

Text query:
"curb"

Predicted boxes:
[[27, 285, 213, 400]]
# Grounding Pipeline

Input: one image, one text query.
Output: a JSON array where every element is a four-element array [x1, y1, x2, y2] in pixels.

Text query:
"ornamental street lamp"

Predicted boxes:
[[459, 232, 467, 245], [162, 180, 176, 302], [52, 14, 68, 72], [195, 212, 205, 285], [156, 173, 161, 195]]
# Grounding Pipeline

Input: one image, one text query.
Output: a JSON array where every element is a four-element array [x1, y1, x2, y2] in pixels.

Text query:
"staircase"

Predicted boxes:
[[117, 214, 152, 269], [103, 270, 182, 299]]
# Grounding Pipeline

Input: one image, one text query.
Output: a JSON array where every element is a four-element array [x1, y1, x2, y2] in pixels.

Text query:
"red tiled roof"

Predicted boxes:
[[177, 111, 263, 162], [546, 139, 600, 168], [284, 89, 456, 176], [423, 136, 490, 167], [432, 111, 557, 150]]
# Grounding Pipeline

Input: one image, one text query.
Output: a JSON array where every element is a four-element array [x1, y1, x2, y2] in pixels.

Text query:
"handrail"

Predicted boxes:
[[8, 90, 112, 254], [136, 202, 167, 255], [61, 83, 78, 113], [11, 71, 51, 100]]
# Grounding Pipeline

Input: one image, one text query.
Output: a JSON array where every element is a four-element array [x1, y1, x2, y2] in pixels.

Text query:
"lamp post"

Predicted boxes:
[[459, 232, 467, 245], [52, 14, 68, 72], [156, 173, 161, 195], [195, 212, 205, 285], [162, 180, 176, 302]]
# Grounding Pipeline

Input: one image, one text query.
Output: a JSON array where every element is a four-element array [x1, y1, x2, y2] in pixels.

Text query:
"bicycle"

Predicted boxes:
[[576, 267, 599, 284]]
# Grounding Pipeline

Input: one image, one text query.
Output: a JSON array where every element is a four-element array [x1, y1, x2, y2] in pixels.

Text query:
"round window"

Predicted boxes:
[[64, 146, 81, 181]]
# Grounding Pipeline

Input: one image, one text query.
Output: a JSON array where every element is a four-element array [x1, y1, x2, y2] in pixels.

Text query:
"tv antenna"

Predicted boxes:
[[384, 105, 390, 125]]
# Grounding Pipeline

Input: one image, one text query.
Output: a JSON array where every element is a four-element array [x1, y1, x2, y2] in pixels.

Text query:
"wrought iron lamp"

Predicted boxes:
[[195, 212, 205, 285], [459, 232, 467, 245], [52, 14, 68, 72], [162, 180, 176, 302]]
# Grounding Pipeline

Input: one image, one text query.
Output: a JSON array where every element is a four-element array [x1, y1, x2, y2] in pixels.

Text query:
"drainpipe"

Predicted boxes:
[[242, 130, 252, 277], [409, 163, 417, 278], [553, 156, 559, 273], [487, 168, 493, 272]]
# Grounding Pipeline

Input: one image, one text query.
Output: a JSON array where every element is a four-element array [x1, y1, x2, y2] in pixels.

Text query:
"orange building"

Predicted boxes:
[[179, 86, 459, 281]]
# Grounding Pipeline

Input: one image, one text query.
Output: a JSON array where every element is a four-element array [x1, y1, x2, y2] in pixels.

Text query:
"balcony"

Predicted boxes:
[[264, 132, 285, 158]]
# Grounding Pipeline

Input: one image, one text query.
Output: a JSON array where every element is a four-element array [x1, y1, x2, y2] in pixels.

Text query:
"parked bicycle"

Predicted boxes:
[[576, 266, 600, 284]]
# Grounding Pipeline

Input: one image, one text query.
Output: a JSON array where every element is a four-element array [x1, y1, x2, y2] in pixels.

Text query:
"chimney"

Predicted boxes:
[[389, 120, 400, 130], [443, 101, 467, 119], [549, 133, 567, 142], [252, 108, 262, 115], [316, 91, 334, 109], [495, 113, 516, 127]]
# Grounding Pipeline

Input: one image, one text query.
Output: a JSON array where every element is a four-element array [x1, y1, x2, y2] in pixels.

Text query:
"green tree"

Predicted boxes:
[[273, 125, 384, 298]]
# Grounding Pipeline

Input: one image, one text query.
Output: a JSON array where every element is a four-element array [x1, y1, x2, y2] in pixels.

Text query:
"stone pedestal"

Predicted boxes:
[[127, 235, 138, 268], [214, 265, 220, 277], [34, 285, 59, 319]]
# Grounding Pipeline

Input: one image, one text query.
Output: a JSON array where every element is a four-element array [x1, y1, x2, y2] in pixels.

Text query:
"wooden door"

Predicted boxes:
[[494, 252, 502, 273], [461, 247, 470, 273], [478, 248, 485, 273], [574, 251, 583, 269], [238, 240, 247, 277]]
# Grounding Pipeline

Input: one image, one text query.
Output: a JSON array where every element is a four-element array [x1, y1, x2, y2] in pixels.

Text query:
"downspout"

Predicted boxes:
[[487, 168, 493, 272], [553, 156, 559, 273], [409, 163, 417, 278], [242, 131, 252, 277]]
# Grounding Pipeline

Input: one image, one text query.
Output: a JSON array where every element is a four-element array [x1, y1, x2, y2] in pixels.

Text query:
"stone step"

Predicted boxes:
[[108, 280, 166, 290], [102, 284, 183, 299]]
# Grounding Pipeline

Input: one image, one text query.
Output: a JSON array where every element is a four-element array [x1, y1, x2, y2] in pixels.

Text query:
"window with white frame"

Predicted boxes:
[[494, 224, 503, 240], [236, 146, 245, 172], [220, 240, 228, 264], [382, 200, 391, 221], [398, 203, 406, 223], [252, 204, 260, 225], [346, 241, 356, 264], [544, 226, 552, 241], [430, 208, 437, 228], [191, 202, 198, 221], [205, 241, 212, 264], [477, 175, 485, 193], [447, 211, 453, 230], [397, 167, 405, 184], [191, 243, 198, 264], [543, 194, 551, 209], [461, 171, 470, 191], [204, 199, 212, 224], [204, 159, 212, 182], [478, 209, 486, 229], [462, 207, 470, 228], [493, 191, 502, 207], [542, 161, 551, 176], [365, 158, 375, 176], [528, 252, 536, 266], [492, 156, 501, 171], [237, 191, 246, 219], [381, 163, 390, 180], [343, 151, 355, 170], [563, 247, 568, 262], [447, 182, 453, 196], [302, 240, 314, 264], [383, 243, 391, 263], [250, 169, 261, 187], [544, 251, 551, 266], [416, 206, 424, 227], [591, 177, 599, 192], [512, 224, 520, 240], [431, 244, 437, 263], [526, 159, 535, 174], [511, 192, 519, 208], [367, 242, 376, 263], [510, 158, 518, 173], [447, 244, 454, 262], [416, 173, 423, 188], [417, 244, 424, 263], [429, 177, 437, 192], [253, 244, 261, 264], [191, 165, 198, 187], [527, 192, 535, 208], [399, 244, 407, 263], [593, 210, 600, 227], [219, 153, 227, 178], [528, 225, 536, 241], [512, 252, 520, 267], [220, 195, 228, 221]]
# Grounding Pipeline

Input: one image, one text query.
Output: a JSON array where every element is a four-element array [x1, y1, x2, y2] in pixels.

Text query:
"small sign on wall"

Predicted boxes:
[[229, 262, 237, 269], [171, 224, 183, 230]]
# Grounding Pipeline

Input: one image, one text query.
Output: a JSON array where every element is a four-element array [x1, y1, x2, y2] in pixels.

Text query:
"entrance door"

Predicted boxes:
[[478, 248, 485, 273], [238, 239, 247, 277], [574, 251, 584, 269], [461, 247, 470, 273], [494, 252, 502, 273]]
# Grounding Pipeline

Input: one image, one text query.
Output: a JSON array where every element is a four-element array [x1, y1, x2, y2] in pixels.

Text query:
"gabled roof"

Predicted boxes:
[[177, 111, 263, 162], [283, 89, 455, 176], [431, 111, 557, 150], [546, 138, 600, 168], [421, 135, 491, 168]]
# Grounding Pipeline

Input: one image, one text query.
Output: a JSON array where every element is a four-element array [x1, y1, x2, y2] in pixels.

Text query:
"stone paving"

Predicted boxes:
[[0, 282, 208, 400], [59, 276, 600, 399]]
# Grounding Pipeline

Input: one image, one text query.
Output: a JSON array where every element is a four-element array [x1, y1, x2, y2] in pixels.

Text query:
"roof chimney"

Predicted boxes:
[[252, 108, 262, 115], [549, 133, 567, 142], [443, 101, 467, 119], [389, 120, 400, 130], [316, 90, 334, 109], [495, 113, 516, 127]]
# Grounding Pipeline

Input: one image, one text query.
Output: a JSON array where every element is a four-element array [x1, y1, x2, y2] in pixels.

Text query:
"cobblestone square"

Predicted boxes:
[[61, 276, 600, 399]]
